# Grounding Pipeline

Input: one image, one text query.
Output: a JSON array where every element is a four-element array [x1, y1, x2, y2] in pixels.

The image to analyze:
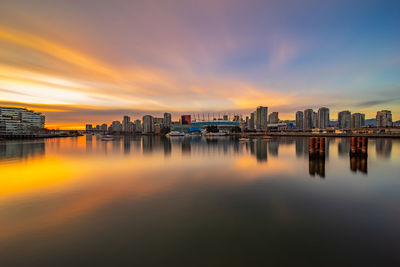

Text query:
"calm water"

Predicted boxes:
[[0, 136, 399, 266]]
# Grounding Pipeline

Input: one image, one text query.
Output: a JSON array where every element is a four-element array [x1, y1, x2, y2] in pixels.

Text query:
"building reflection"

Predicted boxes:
[[350, 155, 367, 174], [375, 139, 392, 159], [86, 134, 93, 153], [251, 140, 268, 163], [308, 137, 326, 178], [295, 138, 307, 158], [268, 141, 279, 157], [78, 136, 378, 177], [349, 137, 368, 174], [338, 138, 350, 157], [309, 155, 325, 178], [163, 137, 171, 156], [142, 136, 153, 154], [123, 136, 131, 154], [0, 141, 45, 161], [181, 139, 191, 155]]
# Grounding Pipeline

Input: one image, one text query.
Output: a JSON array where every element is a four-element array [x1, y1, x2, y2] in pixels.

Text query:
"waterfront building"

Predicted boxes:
[[153, 117, 164, 128], [0, 107, 45, 134], [122, 116, 131, 132], [142, 115, 153, 133], [171, 120, 240, 134], [312, 111, 318, 128], [134, 120, 142, 132], [100, 123, 108, 131], [180, 115, 191, 125], [247, 112, 255, 130], [376, 110, 392, 127], [338, 111, 351, 129], [255, 106, 268, 131], [296, 111, 303, 129], [154, 123, 161, 134], [351, 113, 365, 129], [317, 107, 330, 129], [164, 113, 172, 127], [223, 115, 228, 121], [303, 109, 314, 129], [110, 121, 122, 132], [268, 112, 279, 124], [86, 124, 93, 131]]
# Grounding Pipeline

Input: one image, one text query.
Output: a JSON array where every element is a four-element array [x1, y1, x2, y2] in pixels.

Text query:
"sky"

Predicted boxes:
[[0, 0, 399, 129]]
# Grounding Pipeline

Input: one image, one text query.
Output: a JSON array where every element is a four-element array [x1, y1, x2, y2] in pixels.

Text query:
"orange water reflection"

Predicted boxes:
[[0, 136, 399, 244]]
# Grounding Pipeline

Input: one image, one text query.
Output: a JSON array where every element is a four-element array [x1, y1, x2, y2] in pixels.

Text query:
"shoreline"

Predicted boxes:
[[235, 132, 400, 138], [0, 133, 83, 140]]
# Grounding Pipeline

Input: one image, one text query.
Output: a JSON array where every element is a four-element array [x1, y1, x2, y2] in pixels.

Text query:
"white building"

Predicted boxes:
[[376, 110, 392, 127], [317, 107, 329, 129], [351, 113, 365, 129], [254, 106, 268, 131], [0, 107, 45, 134], [142, 115, 153, 134], [338, 110, 351, 129]]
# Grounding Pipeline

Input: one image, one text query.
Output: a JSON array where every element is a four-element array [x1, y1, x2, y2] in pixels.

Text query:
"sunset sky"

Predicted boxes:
[[1, 0, 399, 129]]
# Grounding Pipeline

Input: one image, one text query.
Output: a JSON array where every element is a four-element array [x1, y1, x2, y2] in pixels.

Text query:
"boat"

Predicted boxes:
[[166, 131, 185, 137], [101, 136, 114, 141], [239, 137, 250, 142]]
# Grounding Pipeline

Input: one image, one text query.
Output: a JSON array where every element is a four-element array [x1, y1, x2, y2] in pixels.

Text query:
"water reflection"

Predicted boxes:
[[295, 138, 308, 157], [1, 136, 397, 176], [252, 140, 268, 162], [0, 136, 399, 266], [376, 139, 392, 158], [338, 138, 350, 156], [350, 155, 368, 174], [309, 155, 326, 178], [0, 140, 45, 161]]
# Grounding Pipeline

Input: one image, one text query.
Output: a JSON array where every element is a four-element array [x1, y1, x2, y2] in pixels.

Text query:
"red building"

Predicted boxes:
[[180, 115, 191, 125]]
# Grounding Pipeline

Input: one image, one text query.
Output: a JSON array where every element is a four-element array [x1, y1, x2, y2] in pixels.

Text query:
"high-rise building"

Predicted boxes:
[[376, 110, 392, 127], [122, 115, 131, 132], [142, 115, 153, 133], [86, 124, 93, 131], [255, 106, 268, 131], [303, 109, 314, 129], [317, 107, 330, 129], [312, 111, 318, 128], [248, 112, 255, 130], [268, 112, 279, 124], [338, 111, 351, 129], [296, 111, 303, 129], [164, 113, 172, 127], [223, 115, 228, 121], [351, 113, 365, 129], [134, 120, 141, 132], [180, 115, 191, 125]]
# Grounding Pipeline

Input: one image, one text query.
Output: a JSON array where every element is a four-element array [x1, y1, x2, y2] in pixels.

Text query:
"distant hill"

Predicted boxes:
[[365, 119, 376, 126], [394, 120, 400, 126]]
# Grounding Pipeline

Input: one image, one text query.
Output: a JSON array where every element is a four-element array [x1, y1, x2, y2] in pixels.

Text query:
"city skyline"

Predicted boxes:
[[1, 0, 400, 129]]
